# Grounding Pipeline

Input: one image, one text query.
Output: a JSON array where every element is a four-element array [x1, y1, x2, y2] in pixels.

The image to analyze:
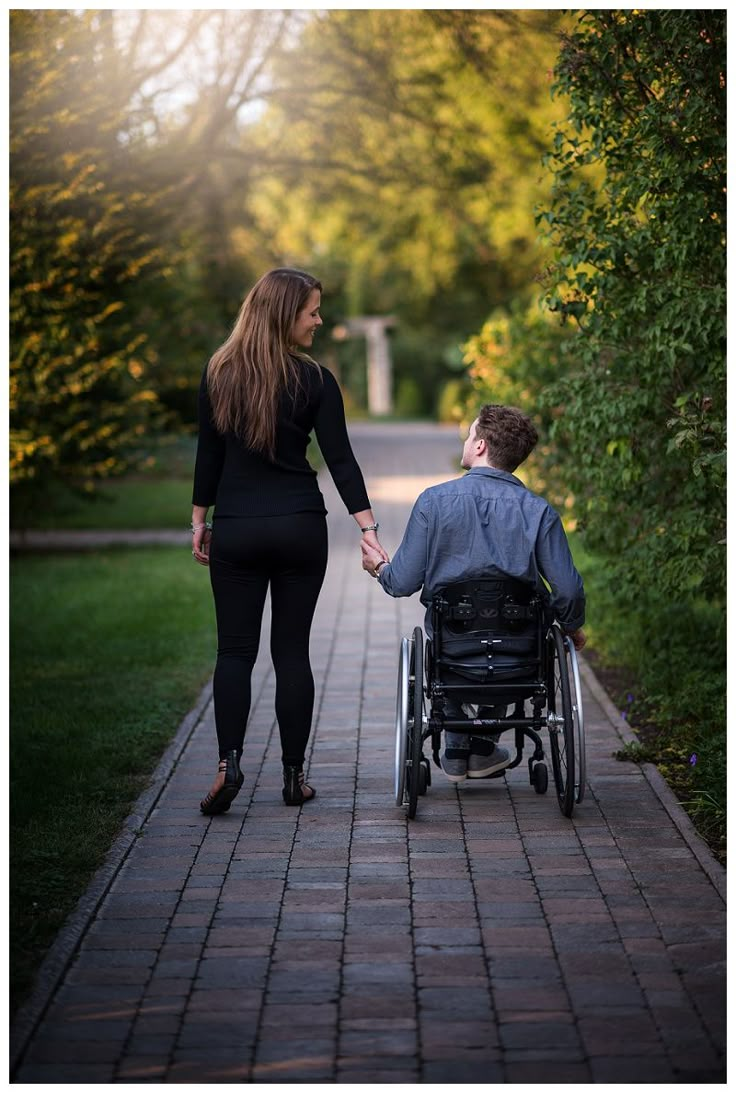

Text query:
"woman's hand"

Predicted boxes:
[[192, 526, 212, 566], [191, 524, 211, 568], [191, 507, 211, 566]]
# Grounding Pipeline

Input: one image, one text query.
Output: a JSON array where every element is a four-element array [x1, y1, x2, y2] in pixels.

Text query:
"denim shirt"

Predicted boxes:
[[378, 466, 585, 633]]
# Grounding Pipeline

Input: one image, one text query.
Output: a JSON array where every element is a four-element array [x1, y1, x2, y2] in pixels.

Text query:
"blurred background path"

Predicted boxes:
[[11, 422, 725, 1083]]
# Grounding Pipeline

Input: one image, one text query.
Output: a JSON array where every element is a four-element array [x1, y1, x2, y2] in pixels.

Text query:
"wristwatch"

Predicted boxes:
[[360, 523, 380, 533], [372, 561, 387, 579]]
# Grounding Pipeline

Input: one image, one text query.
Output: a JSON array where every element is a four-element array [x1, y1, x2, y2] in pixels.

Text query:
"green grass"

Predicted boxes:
[[569, 532, 726, 864], [15, 477, 196, 530], [10, 547, 217, 1015]]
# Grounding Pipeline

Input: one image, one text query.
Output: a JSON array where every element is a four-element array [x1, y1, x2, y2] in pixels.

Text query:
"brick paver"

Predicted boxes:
[[12, 423, 725, 1082]]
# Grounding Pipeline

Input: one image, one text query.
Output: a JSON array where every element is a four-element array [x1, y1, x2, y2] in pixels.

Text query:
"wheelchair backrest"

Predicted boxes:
[[431, 577, 544, 686], [433, 577, 541, 636]]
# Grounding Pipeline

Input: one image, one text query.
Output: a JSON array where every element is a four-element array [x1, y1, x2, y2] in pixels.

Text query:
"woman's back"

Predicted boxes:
[[193, 358, 369, 518]]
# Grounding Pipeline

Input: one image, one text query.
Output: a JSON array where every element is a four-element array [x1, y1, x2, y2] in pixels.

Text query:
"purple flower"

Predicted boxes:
[[689, 754, 697, 767], [621, 711, 627, 720], [627, 693, 635, 704]]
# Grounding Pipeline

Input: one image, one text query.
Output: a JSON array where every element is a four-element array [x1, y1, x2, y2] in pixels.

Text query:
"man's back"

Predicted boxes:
[[377, 464, 585, 635]]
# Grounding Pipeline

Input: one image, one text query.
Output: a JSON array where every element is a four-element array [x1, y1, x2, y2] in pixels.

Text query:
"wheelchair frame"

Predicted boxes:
[[395, 580, 585, 819]]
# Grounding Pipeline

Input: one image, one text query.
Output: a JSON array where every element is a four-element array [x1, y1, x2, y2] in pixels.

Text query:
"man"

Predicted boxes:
[[361, 405, 586, 783]]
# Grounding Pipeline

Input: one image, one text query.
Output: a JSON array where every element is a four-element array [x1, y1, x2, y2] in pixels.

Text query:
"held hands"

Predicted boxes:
[[361, 529, 389, 563], [361, 540, 387, 576]]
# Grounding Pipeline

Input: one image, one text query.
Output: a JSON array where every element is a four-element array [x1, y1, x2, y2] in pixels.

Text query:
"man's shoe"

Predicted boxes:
[[467, 744, 511, 778], [440, 749, 468, 783]]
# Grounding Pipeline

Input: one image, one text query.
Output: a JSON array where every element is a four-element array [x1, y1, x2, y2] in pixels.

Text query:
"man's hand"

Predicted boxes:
[[361, 540, 386, 575], [566, 628, 586, 651]]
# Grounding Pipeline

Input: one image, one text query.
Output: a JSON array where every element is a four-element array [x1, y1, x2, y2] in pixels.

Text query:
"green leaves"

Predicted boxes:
[[471, 11, 725, 609]]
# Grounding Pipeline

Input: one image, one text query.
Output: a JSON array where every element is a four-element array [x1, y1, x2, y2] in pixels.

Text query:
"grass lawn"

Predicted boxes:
[[11, 435, 198, 530], [10, 546, 218, 1015]]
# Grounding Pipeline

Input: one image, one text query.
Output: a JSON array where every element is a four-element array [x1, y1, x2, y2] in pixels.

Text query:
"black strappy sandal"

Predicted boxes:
[[282, 766, 316, 806], [200, 750, 244, 815]]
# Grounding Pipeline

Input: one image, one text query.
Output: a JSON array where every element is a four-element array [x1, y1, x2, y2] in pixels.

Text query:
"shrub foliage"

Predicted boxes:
[[465, 11, 725, 853], [539, 10, 726, 602], [10, 12, 167, 501]]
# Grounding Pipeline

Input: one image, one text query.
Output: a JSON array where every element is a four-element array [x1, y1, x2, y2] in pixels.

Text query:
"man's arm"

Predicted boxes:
[[536, 509, 586, 643], [362, 496, 429, 598]]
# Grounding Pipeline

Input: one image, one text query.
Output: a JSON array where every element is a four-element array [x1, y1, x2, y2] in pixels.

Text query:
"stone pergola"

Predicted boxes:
[[333, 315, 397, 415]]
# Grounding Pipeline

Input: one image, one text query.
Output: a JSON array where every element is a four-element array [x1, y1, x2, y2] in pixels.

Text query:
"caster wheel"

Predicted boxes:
[[532, 763, 548, 795], [418, 762, 428, 796]]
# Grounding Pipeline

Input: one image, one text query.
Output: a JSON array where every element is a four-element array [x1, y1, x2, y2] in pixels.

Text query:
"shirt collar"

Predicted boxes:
[[466, 465, 526, 487]]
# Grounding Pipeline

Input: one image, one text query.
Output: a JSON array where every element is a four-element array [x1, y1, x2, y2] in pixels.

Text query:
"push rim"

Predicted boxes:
[[547, 625, 575, 817], [407, 627, 424, 819], [564, 636, 586, 804], [394, 637, 411, 805]]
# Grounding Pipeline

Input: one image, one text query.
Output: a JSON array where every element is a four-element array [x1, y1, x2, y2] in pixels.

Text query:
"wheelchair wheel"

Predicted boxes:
[[407, 627, 424, 820], [564, 635, 586, 805], [547, 625, 576, 817], [394, 637, 411, 806]]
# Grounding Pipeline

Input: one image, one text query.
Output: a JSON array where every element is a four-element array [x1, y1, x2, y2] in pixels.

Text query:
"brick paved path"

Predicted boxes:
[[13, 423, 725, 1083]]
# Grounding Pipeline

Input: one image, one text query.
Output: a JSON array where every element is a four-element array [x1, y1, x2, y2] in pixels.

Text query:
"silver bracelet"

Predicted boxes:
[[190, 521, 213, 532], [360, 522, 380, 533]]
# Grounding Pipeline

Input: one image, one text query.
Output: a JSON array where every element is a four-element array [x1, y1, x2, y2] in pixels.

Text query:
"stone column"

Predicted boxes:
[[336, 316, 397, 416]]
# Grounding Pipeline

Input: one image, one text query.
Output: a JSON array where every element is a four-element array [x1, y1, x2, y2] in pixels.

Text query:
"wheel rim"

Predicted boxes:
[[564, 636, 586, 803], [547, 627, 575, 817], [407, 628, 424, 819], [394, 637, 411, 805]]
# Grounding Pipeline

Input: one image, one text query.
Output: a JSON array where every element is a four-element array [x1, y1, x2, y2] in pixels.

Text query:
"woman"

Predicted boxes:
[[191, 268, 386, 813]]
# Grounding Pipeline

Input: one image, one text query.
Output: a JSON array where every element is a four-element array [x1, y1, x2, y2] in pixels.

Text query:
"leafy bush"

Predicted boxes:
[[10, 12, 168, 505], [435, 379, 468, 423], [465, 12, 726, 857], [537, 10, 725, 604]]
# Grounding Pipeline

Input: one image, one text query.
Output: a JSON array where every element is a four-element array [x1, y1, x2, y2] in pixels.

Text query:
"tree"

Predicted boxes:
[[534, 10, 725, 601], [242, 10, 571, 408], [10, 11, 166, 504], [9, 9, 300, 509]]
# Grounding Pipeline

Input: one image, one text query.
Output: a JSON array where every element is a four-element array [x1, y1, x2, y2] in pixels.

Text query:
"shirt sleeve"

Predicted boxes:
[[378, 494, 429, 598], [313, 367, 371, 514], [536, 508, 586, 631], [191, 366, 226, 507]]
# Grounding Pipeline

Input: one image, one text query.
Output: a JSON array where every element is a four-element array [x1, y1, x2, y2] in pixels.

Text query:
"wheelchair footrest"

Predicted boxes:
[[439, 718, 541, 730]]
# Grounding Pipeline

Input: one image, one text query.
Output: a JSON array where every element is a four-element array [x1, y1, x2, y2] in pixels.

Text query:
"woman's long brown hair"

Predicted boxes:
[[206, 268, 322, 459]]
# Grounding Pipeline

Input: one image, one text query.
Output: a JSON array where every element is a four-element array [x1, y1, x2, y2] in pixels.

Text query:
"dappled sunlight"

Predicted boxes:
[[365, 473, 462, 504]]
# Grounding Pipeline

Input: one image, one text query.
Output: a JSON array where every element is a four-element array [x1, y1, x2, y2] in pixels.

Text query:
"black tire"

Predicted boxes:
[[532, 763, 548, 795], [547, 625, 575, 817], [407, 627, 424, 819], [418, 762, 429, 796]]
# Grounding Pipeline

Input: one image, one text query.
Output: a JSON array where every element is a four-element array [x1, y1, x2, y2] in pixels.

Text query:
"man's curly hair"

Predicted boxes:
[[475, 405, 538, 472]]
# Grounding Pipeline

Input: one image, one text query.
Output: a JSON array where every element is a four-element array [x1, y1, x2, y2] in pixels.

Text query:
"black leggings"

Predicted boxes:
[[209, 513, 328, 768]]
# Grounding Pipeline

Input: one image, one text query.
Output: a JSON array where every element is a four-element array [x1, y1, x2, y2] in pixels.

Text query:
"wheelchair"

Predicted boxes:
[[395, 577, 585, 819]]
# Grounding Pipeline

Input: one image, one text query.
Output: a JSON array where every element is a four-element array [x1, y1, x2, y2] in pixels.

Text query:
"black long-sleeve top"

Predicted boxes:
[[191, 360, 371, 517]]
